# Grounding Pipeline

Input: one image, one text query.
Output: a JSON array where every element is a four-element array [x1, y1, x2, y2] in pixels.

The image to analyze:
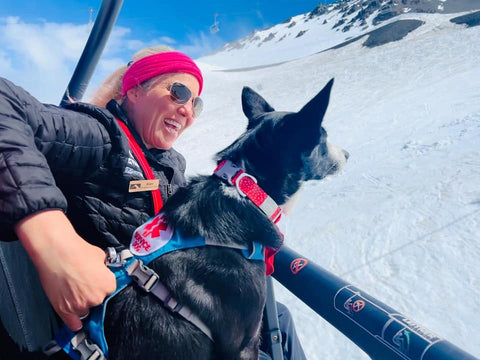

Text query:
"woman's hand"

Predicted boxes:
[[15, 209, 116, 331]]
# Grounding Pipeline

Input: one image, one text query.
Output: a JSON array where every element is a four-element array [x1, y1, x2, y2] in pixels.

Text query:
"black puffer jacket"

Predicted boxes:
[[0, 77, 186, 249]]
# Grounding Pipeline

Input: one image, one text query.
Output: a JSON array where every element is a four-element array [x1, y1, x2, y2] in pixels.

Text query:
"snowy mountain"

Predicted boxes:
[[198, 0, 480, 69], [183, 3, 480, 359]]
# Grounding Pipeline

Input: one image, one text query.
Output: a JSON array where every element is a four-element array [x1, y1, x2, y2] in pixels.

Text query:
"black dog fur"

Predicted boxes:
[[103, 78, 347, 360]]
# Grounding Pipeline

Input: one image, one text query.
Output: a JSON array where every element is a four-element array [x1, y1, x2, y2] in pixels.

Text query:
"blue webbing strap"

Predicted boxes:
[[47, 234, 265, 359]]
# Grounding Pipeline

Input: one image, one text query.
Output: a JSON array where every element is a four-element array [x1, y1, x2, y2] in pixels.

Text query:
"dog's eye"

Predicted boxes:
[[319, 129, 328, 155]]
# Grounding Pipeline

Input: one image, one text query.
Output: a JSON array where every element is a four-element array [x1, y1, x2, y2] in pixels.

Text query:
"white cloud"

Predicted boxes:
[[157, 36, 177, 45], [0, 17, 88, 103], [0, 17, 135, 104], [125, 39, 147, 51], [1, 17, 88, 70], [177, 31, 225, 59], [97, 57, 125, 74], [0, 15, 222, 103], [0, 50, 13, 72], [100, 26, 132, 56]]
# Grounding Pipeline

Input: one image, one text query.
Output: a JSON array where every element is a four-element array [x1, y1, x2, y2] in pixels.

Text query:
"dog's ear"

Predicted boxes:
[[275, 79, 334, 152], [242, 87, 275, 129], [297, 78, 334, 125]]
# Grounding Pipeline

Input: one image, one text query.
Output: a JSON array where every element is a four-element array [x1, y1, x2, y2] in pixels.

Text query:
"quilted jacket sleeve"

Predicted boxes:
[[0, 77, 113, 239]]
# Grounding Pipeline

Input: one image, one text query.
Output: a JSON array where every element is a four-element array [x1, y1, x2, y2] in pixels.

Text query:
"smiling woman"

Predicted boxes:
[[124, 72, 201, 149], [90, 47, 204, 149]]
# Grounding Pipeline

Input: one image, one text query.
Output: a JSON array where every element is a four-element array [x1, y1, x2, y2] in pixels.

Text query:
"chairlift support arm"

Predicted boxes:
[[273, 246, 478, 360], [60, 0, 124, 107]]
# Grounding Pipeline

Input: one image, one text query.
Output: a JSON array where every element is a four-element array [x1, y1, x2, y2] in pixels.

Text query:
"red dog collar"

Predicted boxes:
[[213, 160, 282, 224]]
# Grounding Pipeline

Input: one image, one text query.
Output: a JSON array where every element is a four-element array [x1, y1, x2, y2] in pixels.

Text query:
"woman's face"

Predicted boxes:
[[127, 73, 200, 149]]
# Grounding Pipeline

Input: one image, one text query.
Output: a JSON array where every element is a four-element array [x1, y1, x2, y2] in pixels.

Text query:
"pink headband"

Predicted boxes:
[[122, 51, 203, 96]]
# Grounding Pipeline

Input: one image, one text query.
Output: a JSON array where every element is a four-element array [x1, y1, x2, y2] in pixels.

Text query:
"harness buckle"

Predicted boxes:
[[105, 247, 133, 267], [71, 331, 105, 360], [105, 247, 118, 265], [234, 172, 257, 197], [126, 259, 159, 292]]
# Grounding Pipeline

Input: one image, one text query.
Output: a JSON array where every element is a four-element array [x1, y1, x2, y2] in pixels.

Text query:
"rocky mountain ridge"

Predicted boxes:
[[199, 0, 480, 68]]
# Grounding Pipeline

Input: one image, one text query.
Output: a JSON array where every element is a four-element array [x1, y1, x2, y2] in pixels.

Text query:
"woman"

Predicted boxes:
[[0, 46, 305, 359], [2, 45, 200, 332]]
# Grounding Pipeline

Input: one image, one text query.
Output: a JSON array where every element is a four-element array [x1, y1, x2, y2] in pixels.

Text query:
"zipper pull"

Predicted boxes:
[[167, 184, 173, 196]]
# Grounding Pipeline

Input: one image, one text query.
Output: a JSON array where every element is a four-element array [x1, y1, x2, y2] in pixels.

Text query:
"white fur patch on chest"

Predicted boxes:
[[130, 212, 174, 256]]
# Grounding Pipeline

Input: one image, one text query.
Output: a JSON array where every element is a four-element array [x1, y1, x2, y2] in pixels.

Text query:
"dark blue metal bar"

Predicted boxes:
[[264, 276, 284, 360], [60, 0, 124, 106], [272, 246, 478, 360]]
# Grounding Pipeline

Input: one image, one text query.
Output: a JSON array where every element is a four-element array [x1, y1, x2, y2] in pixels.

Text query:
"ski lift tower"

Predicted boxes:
[[210, 13, 219, 34], [89, 7, 94, 25]]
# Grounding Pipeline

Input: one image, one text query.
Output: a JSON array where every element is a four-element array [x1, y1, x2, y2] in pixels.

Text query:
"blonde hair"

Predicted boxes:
[[89, 45, 174, 107]]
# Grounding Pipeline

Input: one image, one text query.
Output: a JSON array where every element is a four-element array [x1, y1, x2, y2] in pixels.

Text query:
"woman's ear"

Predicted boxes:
[[126, 85, 142, 104]]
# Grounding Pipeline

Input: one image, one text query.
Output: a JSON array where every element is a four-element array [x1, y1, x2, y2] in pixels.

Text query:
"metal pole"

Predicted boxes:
[[60, 0, 124, 107], [264, 276, 284, 360], [273, 246, 478, 360]]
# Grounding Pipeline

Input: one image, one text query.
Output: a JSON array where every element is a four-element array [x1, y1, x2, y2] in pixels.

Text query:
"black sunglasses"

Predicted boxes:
[[168, 82, 203, 118]]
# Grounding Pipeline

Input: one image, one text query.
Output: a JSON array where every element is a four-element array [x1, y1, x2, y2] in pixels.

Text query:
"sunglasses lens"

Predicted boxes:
[[170, 83, 191, 104], [193, 97, 203, 118], [169, 82, 203, 118]]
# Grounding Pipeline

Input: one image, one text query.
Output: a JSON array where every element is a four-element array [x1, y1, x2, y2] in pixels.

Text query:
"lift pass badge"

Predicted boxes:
[[130, 213, 174, 256]]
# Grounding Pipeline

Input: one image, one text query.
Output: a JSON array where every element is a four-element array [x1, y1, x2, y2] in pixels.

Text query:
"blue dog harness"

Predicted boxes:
[[44, 160, 283, 360], [44, 213, 265, 360]]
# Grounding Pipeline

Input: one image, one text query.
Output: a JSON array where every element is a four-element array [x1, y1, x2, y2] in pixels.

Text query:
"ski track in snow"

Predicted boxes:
[[176, 12, 480, 360]]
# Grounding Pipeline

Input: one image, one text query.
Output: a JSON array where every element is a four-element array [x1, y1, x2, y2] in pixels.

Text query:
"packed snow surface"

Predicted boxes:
[[176, 11, 480, 360]]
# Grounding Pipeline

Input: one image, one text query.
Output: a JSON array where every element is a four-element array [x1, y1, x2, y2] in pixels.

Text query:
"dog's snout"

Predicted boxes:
[[343, 149, 350, 160]]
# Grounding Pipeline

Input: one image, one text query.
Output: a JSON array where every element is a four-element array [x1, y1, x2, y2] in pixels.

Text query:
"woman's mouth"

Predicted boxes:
[[164, 119, 182, 133]]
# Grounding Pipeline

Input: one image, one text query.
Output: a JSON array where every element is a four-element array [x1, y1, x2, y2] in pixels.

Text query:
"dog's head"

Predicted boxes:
[[216, 79, 348, 206]]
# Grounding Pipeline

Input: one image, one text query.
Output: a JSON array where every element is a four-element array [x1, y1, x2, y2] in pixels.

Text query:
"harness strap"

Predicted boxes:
[[204, 238, 264, 260], [116, 118, 163, 214], [126, 257, 214, 341]]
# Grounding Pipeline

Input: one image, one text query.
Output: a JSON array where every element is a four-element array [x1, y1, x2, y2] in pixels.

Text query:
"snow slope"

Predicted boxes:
[[176, 11, 480, 360]]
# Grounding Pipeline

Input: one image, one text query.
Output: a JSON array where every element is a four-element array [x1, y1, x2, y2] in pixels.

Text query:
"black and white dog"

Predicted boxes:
[[103, 79, 348, 360]]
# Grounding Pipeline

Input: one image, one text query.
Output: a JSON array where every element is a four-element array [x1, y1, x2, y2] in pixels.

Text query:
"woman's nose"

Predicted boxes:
[[178, 100, 195, 119]]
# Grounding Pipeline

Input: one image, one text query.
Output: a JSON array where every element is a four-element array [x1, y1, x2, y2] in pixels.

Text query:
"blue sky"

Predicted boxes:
[[1, 1, 338, 57], [0, 0, 338, 102]]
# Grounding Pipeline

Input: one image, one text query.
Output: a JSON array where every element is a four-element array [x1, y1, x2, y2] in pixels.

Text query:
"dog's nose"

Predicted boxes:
[[343, 149, 350, 160]]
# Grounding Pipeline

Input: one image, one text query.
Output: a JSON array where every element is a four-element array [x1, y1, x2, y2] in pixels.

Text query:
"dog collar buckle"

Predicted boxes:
[[213, 160, 242, 184]]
